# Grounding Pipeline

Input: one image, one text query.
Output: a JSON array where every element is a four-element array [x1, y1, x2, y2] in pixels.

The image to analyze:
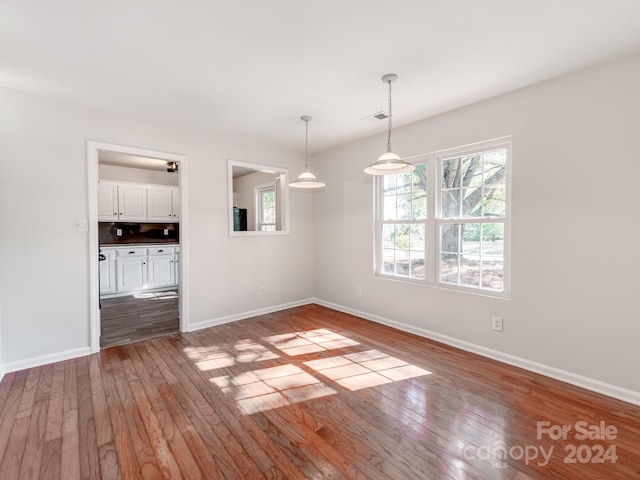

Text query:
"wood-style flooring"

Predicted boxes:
[[1, 304, 639, 479], [100, 290, 179, 348]]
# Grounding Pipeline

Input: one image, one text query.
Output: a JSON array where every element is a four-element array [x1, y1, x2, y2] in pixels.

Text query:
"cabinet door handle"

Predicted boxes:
[[128, 251, 135, 254], [158, 249, 164, 252], [114, 212, 117, 215]]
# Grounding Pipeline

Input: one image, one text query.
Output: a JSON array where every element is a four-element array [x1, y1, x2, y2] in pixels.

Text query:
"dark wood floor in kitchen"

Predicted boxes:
[[1, 304, 639, 479], [100, 289, 179, 348]]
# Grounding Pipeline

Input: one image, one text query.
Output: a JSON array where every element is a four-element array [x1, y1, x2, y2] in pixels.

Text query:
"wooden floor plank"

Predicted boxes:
[[0, 305, 639, 480]]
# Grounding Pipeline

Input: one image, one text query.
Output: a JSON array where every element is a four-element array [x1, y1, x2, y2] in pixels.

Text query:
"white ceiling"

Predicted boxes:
[[2, 1, 640, 154]]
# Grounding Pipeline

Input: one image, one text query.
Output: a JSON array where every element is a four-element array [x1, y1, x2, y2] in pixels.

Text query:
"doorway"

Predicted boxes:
[[87, 141, 188, 353]]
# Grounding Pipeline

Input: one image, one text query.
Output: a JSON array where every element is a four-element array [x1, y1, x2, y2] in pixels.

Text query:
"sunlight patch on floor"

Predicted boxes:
[[263, 329, 360, 356], [211, 364, 337, 414], [304, 349, 431, 391]]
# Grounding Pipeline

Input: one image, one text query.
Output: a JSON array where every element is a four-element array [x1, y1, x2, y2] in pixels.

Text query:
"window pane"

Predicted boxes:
[[483, 149, 506, 186], [383, 174, 397, 194], [442, 149, 506, 220], [396, 194, 412, 220], [460, 255, 480, 288], [383, 195, 396, 220], [461, 155, 482, 188], [397, 172, 413, 194], [482, 258, 504, 291], [439, 222, 505, 292], [382, 224, 395, 249], [440, 224, 460, 253], [440, 253, 459, 284], [382, 249, 395, 275], [441, 189, 460, 218], [483, 186, 506, 217], [481, 224, 504, 256], [442, 158, 460, 188], [410, 250, 425, 279], [395, 250, 410, 276], [393, 224, 410, 250], [410, 224, 425, 251], [462, 187, 482, 217], [412, 194, 426, 220]]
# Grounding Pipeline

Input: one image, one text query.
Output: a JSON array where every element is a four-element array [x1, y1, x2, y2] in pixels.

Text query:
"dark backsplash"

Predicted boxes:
[[99, 223, 179, 245]]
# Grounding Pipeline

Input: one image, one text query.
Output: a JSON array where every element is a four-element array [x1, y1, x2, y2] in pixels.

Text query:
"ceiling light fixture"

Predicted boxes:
[[364, 74, 415, 175], [289, 115, 326, 189]]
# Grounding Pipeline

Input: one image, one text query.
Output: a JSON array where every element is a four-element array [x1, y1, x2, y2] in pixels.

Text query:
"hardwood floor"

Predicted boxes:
[[1, 304, 638, 479], [100, 290, 179, 348]]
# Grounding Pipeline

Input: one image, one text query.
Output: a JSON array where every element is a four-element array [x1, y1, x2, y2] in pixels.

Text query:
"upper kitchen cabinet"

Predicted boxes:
[[99, 181, 178, 222], [147, 186, 179, 222]]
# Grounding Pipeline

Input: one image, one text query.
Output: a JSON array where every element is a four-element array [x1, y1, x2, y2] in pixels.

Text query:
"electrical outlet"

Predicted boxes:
[[163, 228, 169, 235], [492, 316, 504, 332], [259, 285, 266, 295], [356, 286, 362, 297], [116, 228, 123, 236]]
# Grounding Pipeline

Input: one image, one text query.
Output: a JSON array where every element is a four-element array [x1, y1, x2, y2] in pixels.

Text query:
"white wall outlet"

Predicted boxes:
[[356, 286, 362, 297], [259, 285, 266, 295], [116, 228, 123, 236], [163, 228, 169, 235], [492, 316, 504, 332]]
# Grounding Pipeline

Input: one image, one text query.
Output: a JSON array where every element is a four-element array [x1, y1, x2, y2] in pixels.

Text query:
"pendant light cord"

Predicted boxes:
[[305, 118, 309, 171], [386, 79, 393, 153]]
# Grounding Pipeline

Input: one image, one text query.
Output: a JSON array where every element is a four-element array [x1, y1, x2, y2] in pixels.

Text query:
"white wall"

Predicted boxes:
[[99, 164, 179, 186], [0, 87, 315, 367], [312, 53, 640, 401]]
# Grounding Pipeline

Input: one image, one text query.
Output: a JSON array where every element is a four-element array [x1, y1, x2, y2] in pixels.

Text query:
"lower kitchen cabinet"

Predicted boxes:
[[100, 245, 178, 297], [148, 247, 175, 288], [99, 249, 116, 294]]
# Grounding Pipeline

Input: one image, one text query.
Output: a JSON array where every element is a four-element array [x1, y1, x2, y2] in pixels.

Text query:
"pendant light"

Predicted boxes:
[[364, 74, 415, 175], [289, 115, 326, 189]]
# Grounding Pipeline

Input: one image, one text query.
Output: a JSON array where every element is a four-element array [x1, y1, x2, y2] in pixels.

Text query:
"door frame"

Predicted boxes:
[[87, 140, 188, 353]]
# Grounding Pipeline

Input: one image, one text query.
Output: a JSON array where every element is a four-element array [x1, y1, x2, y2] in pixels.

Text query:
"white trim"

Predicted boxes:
[[312, 298, 640, 407], [0, 364, 4, 383], [187, 298, 315, 332], [87, 141, 188, 353], [4, 347, 92, 374]]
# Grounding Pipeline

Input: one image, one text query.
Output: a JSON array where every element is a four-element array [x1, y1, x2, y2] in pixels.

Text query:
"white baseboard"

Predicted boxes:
[[187, 298, 315, 333], [3, 346, 92, 374], [314, 298, 640, 407]]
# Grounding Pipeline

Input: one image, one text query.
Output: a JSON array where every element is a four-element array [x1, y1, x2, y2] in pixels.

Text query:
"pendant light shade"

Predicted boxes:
[[364, 74, 415, 175], [290, 115, 326, 189]]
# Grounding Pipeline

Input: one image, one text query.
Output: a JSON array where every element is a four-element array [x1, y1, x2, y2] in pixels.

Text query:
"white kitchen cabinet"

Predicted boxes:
[[98, 181, 148, 222], [99, 181, 179, 222], [147, 186, 179, 222], [101, 245, 179, 297], [99, 249, 116, 294], [174, 246, 180, 285], [171, 187, 180, 221], [117, 184, 147, 221], [116, 249, 148, 292], [97, 182, 118, 221], [148, 247, 175, 288]]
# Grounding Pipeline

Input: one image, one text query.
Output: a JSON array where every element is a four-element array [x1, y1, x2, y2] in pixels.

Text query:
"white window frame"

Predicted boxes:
[[255, 183, 276, 232], [374, 137, 511, 298]]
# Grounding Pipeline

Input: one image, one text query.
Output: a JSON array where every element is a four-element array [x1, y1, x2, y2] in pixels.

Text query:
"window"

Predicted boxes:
[[375, 138, 510, 296], [380, 165, 427, 279], [257, 186, 276, 231]]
